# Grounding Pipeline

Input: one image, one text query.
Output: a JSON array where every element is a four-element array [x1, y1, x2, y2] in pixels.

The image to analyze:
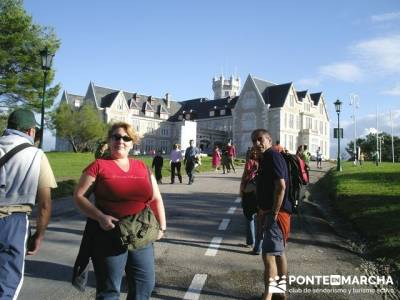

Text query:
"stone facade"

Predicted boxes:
[[57, 74, 330, 158], [233, 75, 330, 157]]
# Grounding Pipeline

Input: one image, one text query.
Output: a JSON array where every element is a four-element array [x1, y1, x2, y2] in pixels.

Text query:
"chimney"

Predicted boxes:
[[165, 93, 171, 108]]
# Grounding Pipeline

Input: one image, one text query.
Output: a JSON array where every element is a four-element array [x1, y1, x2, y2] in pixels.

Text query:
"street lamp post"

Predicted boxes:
[[334, 99, 342, 171], [39, 47, 54, 149]]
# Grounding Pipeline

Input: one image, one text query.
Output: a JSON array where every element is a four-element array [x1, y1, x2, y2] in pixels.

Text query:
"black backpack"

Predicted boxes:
[[281, 152, 308, 214]]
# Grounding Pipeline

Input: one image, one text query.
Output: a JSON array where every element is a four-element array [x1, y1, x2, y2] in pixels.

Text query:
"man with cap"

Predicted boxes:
[[0, 109, 57, 299]]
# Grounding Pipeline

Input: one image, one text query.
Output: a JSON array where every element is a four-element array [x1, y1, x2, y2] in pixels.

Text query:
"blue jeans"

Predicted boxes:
[[0, 213, 29, 299], [92, 227, 155, 300], [246, 213, 262, 253]]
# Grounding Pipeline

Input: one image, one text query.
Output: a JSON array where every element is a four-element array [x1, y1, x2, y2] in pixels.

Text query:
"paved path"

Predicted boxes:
[[18, 163, 389, 299]]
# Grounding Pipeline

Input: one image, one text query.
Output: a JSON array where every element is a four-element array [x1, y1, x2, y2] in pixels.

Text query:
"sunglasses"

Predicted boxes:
[[111, 134, 132, 142]]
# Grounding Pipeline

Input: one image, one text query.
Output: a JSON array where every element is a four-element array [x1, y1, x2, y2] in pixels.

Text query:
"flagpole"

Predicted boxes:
[[391, 110, 394, 163]]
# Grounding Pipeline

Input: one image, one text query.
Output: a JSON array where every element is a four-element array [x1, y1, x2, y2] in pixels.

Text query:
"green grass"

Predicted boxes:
[[325, 161, 400, 270], [46, 152, 217, 198]]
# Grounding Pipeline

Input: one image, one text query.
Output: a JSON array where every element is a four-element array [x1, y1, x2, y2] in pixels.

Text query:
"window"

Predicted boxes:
[[220, 109, 226, 116], [160, 140, 169, 153], [161, 127, 170, 137], [324, 122, 327, 135], [209, 111, 215, 117], [319, 121, 323, 134], [320, 103, 324, 114], [131, 109, 139, 115], [146, 122, 155, 134], [225, 91, 230, 96], [305, 103, 310, 112], [296, 115, 300, 130], [306, 117, 312, 129], [131, 118, 140, 132], [160, 113, 168, 120], [117, 100, 123, 111], [313, 120, 317, 131], [74, 99, 80, 108], [289, 114, 294, 129], [289, 95, 295, 107], [178, 115, 183, 120], [145, 139, 155, 152], [289, 135, 293, 152], [145, 111, 154, 117], [284, 113, 288, 128], [185, 113, 191, 120]]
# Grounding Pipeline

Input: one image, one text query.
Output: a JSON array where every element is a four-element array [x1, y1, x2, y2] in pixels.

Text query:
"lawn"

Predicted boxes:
[[323, 161, 400, 270], [46, 152, 219, 198]]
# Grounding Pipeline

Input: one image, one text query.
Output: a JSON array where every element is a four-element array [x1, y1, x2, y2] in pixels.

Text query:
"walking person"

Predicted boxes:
[[183, 140, 200, 185], [73, 122, 166, 300], [300, 144, 311, 169], [251, 129, 292, 300], [316, 146, 323, 169], [272, 140, 284, 153], [0, 109, 57, 299], [170, 144, 183, 184], [152, 151, 164, 184], [359, 152, 365, 166], [95, 141, 109, 159], [240, 146, 262, 255], [212, 145, 222, 171], [225, 140, 236, 173], [221, 149, 231, 174]]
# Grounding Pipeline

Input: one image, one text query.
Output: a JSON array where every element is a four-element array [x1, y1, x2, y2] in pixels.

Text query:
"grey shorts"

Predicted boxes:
[[262, 216, 284, 256]]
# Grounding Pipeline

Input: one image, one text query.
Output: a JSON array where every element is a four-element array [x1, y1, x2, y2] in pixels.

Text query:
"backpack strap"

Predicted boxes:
[[0, 143, 34, 168]]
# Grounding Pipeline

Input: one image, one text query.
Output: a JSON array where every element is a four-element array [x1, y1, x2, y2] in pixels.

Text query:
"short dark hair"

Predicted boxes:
[[276, 140, 280, 144], [251, 128, 272, 142]]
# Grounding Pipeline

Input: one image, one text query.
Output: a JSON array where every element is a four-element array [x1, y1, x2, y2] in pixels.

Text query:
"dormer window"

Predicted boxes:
[[160, 113, 168, 120], [209, 111, 215, 117], [74, 99, 80, 107], [185, 113, 190, 120], [220, 109, 226, 116], [145, 111, 154, 117], [178, 115, 183, 120], [131, 109, 139, 115]]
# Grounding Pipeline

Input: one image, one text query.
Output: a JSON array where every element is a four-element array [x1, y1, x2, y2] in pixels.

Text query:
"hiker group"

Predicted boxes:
[[1, 107, 312, 300], [239, 130, 309, 300]]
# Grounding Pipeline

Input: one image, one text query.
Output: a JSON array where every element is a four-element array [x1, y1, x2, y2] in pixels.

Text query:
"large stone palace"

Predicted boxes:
[[56, 74, 330, 157]]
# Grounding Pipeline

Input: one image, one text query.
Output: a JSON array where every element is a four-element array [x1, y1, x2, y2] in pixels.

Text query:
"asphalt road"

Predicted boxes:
[[18, 163, 389, 300]]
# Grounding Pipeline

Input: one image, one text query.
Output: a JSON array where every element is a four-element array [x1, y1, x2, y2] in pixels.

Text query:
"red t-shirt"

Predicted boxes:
[[84, 158, 153, 218]]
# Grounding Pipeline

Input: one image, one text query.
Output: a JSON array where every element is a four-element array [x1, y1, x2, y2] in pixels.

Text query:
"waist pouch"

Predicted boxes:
[[117, 206, 160, 250]]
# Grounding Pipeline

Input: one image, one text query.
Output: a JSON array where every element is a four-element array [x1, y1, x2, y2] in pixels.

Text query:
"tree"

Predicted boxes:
[[51, 103, 108, 153], [346, 132, 400, 162], [0, 0, 61, 111]]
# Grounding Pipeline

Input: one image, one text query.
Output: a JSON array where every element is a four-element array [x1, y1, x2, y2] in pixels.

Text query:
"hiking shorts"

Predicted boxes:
[[262, 216, 284, 256]]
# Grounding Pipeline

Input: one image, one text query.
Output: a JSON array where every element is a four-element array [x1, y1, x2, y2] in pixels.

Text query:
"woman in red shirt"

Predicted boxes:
[[74, 122, 166, 299]]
